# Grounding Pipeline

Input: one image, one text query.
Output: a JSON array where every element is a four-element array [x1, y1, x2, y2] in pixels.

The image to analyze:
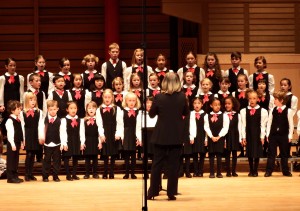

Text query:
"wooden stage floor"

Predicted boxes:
[[0, 172, 300, 211]]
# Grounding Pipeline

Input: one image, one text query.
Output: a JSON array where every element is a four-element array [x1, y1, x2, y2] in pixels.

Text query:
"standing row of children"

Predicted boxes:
[[1, 42, 299, 183]]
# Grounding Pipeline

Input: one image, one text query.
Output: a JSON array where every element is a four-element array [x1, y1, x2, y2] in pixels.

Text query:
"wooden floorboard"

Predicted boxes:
[[1, 172, 300, 211]]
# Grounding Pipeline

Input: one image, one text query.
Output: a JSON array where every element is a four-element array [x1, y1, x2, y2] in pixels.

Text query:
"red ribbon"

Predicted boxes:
[[38, 71, 45, 77], [27, 109, 34, 118], [128, 109, 136, 117], [96, 90, 102, 98], [71, 118, 78, 127], [64, 74, 70, 81], [115, 94, 123, 102], [157, 71, 165, 77], [88, 72, 94, 81], [203, 94, 209, 104], [256, 73, 263, 81], [153, 90, 160, 96], [112, 59, 117, 64], [136, 66, 143, 73], [103, 107, 111, 113], [233, 68, 239, 74], [278, 108, 283, 113], [49, 118, 54, 123], [227, 112, 233, 120], [206, 70, 214, 77], [188, 67, 195, 73], [87, 118, 95, 125], [211, 114, 218, 122], [238, 91, 245, 99], [56, 90, 64, 96], [34, 90, 39, 95], [8, 75, 15, 84], [223, 93, 228, 98], [74, 90, 81, 100], [250, 108, 256, 116], [195, 113, 200, 120], [134, 90, 141, 97], [185, 88, 192, 96]]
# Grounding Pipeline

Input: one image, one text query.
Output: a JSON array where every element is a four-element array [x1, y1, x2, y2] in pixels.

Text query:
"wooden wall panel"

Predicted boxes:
[[0, 0, 170, 80]]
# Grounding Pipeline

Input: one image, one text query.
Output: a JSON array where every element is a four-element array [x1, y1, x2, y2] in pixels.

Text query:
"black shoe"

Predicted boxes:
[[25, 175, 31, 181], [131, 174, 137, 179], [72, 175, 80, 180], [193, 173, 198, 177], [53, 177, 60, 182], [283, 172, 292, 177], [253, 172, 258, 177], [109, 175, 114, 179], [209, 174, 215, 178], [198, 173, 203, 177], [102, 175, 108, 179], [178, 173, 184, 178], [162, 174, 168, 179], [43, 178, 49, 182], [248, 172, 253, 177], [30, 175, 37, 181], [123, 174, 129, 179], [232, 172, 238, 177], [147, 195, 155, 200], [7, 178, 21, 183], [66, 176, 73, 181], [226, 173, 231, 177], [93, 174, 100, 179], [83, 175, 90, 179], [186, 173, 192, 178], [264, 172, 272, 177], [17, 178, 24, 183], [217, 174, 223, 178], [168, 195, 176, 200]]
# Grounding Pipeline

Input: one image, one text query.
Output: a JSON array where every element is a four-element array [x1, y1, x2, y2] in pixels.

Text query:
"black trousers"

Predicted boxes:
[[6, 142, 20, 180], [64, 155, 79, 177], [209, 152, 222, 175], [25, 150, 38, 176], [85, 155, 98, 176], [225, 150, 237, 174], [124, 151, 136, 175], [102, 155, 116, 176], [42, 146, 61, 178], [248, 157, 260, 173], [148, 144, 182, 197], [266, 135, 289, 174]]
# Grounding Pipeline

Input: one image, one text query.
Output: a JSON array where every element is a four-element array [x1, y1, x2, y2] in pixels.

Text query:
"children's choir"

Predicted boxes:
[[1, 46, 300, 184]]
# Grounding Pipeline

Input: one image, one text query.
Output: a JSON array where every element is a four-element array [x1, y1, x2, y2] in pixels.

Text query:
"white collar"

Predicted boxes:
[[224, 111, 236, 114], [10, 114, 19, 119], [5, 72, 17, 76], [72, 87, 83, 91], [247, 105, 260, 109], [183, 84, 196, 89], [124, 107, 137, 111], [109, 58, 119, 64], [148, 86, 161, 91], [210, 111, 222, 115], [34, 70, 46, 73], [58, 71, 71, 76], [84, 70, 97, 74], [185, 64, 197, 69], [48, 115, 57, 120], [194, 110, 204, 114], [218, 90, 230, 94], [276, 105, 286, 110], [155, 67, 167, 72], [237, 88, 247, 92], [286, 92, 292, 96], [28, 87, 39, 92], [198, 91, 212, 95], [101, 104, 113, 108], [114, 91, 125, 95], [231, 66, 241, 70], [255, 71, 267, 74], [66, 115, 78, 119]]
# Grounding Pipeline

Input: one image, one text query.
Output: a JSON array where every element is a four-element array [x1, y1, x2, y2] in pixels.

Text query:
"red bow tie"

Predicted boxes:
[[34, 90, 39, 95], [238, 91, 245, 99], [71, 118, 78, 127], [203, 94, 209, 103], [49, 118, 55, 124], [227, 112, 233, 120], [134, 90, 141, 97], [128, 109, 136, 117], [185, 88, 192, 96], [87, 118, 95, 125], [103, 107, 111, 113], [38, 71, 45, 77], [182, 115, 186, 120], [250, 108, 256, 116], [233, 68, 239, 74], [195, 113, 200, 120], [157, 71, 165, 77], [74, 90, 81, 100], [64, 74, 70, 81], [153, 90, 160, 96], [112, 59, 117, 64], [96, 90, 102, 98], [56, 90, 64, 96], [27, 109, 35, 118], [188, 67, 195, 73], [277, 108, 283, 113], [88, 72, 94, 81], [8, 75, 15, 84], [223, 93, 228, 98], [206, 70, 214, 77], [16, 117, 20, 122], [256, 73, 264, 81], [211, 114, 218, 122], [136, 66, 143, 73], [115, 94, 123, 102]]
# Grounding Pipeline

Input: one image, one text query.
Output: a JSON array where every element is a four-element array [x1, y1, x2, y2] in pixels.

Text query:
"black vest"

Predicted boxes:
[[228, 68, 245, 93], [45, 116, 61, 145], [270, 107, 289, 136], [10, 116, 23, 144], [27, 90, 44, 111], [106, 61, 123, 89], [4, 75, 20, 106], [252, 73, 269, 92], [52, 91, 69, 118], [83, 71, 99, 91], [285, 94, 293, 109]]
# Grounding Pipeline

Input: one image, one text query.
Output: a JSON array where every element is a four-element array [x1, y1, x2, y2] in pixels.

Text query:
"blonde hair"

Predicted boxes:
[[201, 78, 213, 88], [84, 101, 98, 121], [161, 72, 181, 94], [102, 89, 116, 114], [112, 77, 124, 90], [109, 43, 120, 51], [81, 54, 99, 66], [122, 92, 141, 109], [129, 73, 143, 90], [24, 92, 39, 112], [131, 48, 144, 66], [47, 100, 58, 108], [273, 90, 287, 105]]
